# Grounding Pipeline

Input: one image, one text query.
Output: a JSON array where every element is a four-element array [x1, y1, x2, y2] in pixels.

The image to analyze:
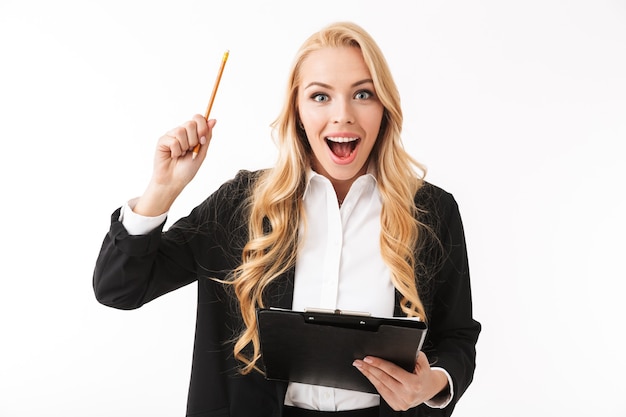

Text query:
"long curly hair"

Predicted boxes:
[[228, 21, 428, 374]]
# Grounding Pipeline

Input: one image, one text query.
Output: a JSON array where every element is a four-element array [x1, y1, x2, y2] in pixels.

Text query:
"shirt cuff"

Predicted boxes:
[[423, 367, 454, 409], [119, 198, 168, 235]]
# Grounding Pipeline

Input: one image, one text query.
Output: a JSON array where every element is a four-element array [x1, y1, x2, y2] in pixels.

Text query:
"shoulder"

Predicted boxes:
[[414, 181, 459, 217], [173, 169, 265, 229], [201, 169, 266, 208], [413, 180, 467, 249], [217, 169, 264, 194]]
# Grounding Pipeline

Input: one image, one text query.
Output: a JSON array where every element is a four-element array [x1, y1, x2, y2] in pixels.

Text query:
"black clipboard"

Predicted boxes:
[[256, 308, 428, 393]]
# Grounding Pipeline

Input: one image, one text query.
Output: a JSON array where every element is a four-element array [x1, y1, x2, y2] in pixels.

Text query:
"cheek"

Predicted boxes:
[[298, 99, 328, 132], [300, 108, 324, 131], [298, 96, 312, 117], [368, 109, 385, 137]]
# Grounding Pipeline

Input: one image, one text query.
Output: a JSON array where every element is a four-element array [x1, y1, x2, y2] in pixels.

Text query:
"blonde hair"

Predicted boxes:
[[229, 21, 428, 374]]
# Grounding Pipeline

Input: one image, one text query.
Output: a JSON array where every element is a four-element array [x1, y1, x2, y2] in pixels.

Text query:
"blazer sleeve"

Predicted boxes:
[[418, 185, 481, 412], [92, 170, 254, 310]]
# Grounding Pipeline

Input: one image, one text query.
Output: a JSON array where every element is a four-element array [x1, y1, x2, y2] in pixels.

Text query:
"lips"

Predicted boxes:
[[326, 136, 360, 158]]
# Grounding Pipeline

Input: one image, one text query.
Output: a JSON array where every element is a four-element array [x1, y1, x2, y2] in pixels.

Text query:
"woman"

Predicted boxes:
[[93, 21, 480, 417]]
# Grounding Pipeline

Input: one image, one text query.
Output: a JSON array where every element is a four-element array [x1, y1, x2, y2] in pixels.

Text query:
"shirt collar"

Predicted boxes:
[[303, 166, 378, 201]]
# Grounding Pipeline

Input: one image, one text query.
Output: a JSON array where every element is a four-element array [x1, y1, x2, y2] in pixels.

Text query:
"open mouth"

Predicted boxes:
[[326, 136, 360, 158]]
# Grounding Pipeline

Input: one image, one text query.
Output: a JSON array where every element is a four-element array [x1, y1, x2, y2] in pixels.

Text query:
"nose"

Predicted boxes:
[[332, 98, 354, 124]]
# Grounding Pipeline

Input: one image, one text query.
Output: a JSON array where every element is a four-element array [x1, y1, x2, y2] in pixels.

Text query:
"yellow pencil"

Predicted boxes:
[[193, 50, 229, 160]]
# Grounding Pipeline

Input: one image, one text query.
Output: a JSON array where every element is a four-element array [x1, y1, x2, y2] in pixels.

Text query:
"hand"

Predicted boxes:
[[353, 351, 448, 411], [134, 115, 216, 216]]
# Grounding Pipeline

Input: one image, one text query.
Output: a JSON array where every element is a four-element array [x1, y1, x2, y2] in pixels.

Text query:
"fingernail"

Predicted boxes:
[[363, 357, 373, 364], [352, 360, 361, 368], [200, 136, 206, 145]]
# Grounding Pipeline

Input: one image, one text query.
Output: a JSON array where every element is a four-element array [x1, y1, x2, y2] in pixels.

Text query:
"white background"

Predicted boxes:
[[1, 1, 625, 416]]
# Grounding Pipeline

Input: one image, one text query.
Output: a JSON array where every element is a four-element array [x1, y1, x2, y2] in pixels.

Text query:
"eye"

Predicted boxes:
[[311, 93, 329, 102], [354, 90, 373, 100]]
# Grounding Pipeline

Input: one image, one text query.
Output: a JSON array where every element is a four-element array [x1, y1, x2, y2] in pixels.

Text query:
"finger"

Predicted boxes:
[[182, 117, 208, 152], [192, 114, 211, 141], [157, 134, 186, 158], [414, 351, 430, 373], [354, 360, 404, 410], [194, 118, 217, 161], [354, 358, 402, 392], [206, 118, 217, 140], [167, 126, 190, 154], [363, 356, 406, 381]]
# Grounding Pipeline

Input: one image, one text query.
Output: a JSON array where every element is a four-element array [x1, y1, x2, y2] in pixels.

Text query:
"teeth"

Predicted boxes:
[[326, 137, 359, 143]]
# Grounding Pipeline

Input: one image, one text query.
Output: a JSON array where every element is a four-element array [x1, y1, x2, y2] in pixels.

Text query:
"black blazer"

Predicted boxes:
[[93, 169, 480, 417]]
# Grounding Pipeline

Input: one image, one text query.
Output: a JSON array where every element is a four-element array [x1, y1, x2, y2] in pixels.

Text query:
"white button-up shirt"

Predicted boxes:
[[284, 170, 394, 411]]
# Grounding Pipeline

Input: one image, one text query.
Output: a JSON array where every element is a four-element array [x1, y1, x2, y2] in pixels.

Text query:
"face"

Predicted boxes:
[[297, 46, 384, 191]]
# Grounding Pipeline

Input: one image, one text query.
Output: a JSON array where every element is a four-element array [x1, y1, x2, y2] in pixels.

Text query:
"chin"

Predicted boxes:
[[326, 164, 367, 181]]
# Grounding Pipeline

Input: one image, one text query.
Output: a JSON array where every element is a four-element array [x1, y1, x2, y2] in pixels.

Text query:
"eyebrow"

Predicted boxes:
[[304, 79, 374, 90]]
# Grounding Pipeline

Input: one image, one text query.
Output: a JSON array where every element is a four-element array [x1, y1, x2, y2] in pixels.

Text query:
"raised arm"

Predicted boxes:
[[92, 115, 218, 309]]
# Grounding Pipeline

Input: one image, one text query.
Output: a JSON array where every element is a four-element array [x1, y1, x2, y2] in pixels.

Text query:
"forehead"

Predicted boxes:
[[299, 46, 372, 86]]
